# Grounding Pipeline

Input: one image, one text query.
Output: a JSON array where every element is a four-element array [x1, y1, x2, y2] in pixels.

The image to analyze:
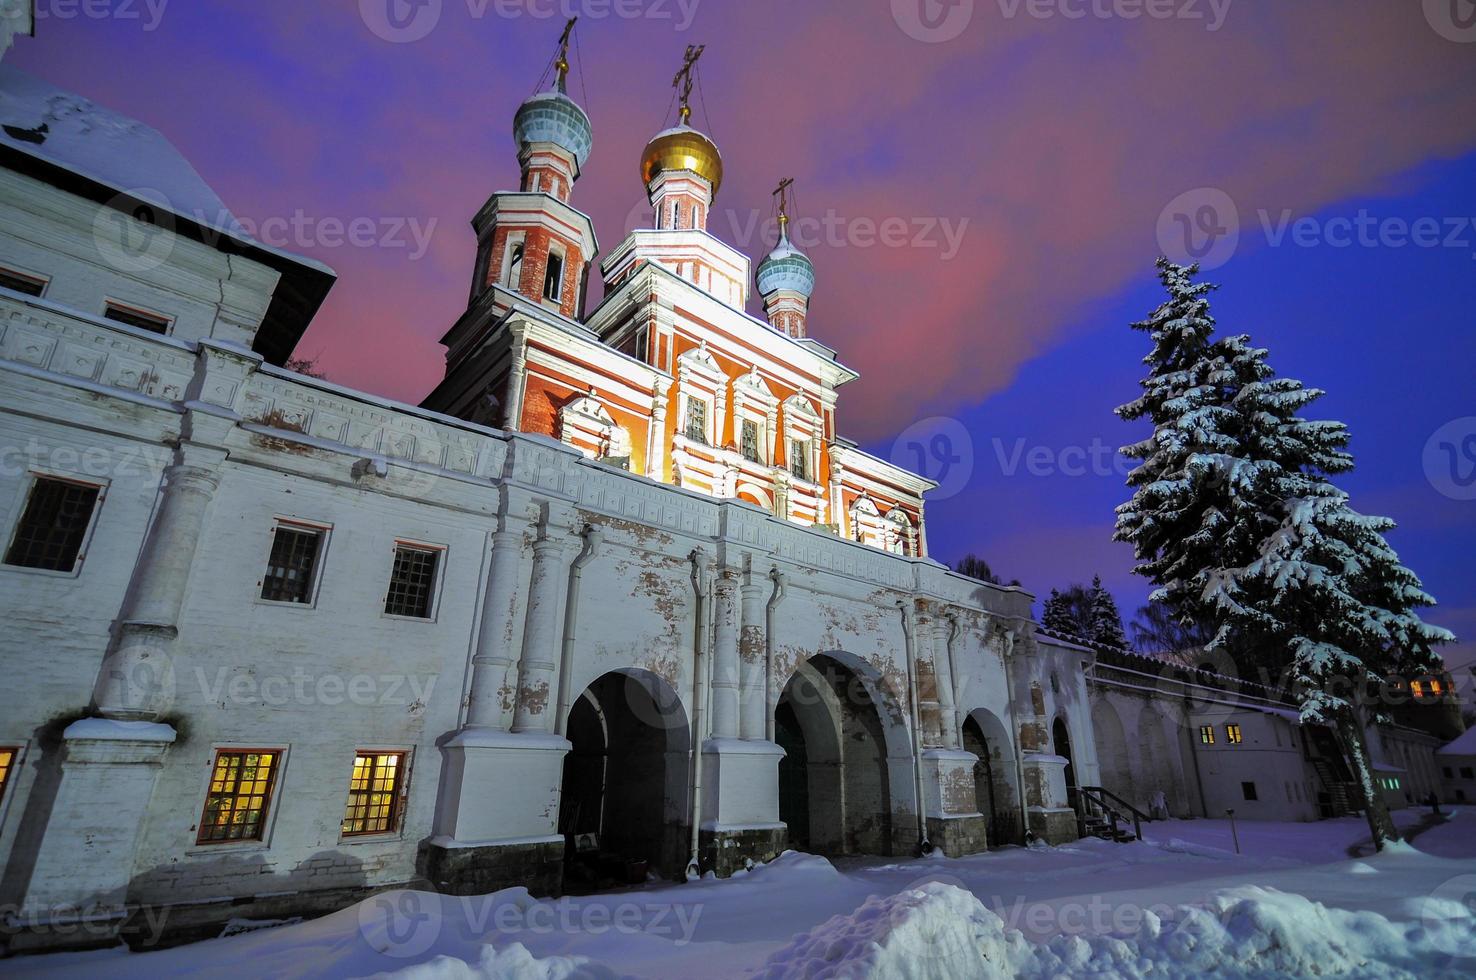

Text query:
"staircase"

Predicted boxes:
[[1307, 728, 1361, 818], [1076, 786, 1148, 843]]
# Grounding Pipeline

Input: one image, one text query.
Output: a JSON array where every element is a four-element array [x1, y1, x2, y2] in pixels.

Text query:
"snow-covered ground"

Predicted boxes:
[[11, 809, 1476, 978]]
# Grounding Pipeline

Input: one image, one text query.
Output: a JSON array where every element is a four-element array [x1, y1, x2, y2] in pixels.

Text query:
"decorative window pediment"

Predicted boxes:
[[560, 395, 631, 467]]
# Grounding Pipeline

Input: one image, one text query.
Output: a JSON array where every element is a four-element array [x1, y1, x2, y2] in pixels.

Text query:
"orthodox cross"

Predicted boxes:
[[773, 177, 796, 229], [553, 17, 577, 91], [672, 44, 706, 124]]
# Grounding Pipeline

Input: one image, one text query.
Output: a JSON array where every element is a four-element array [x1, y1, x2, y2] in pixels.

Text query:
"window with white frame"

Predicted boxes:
[[383, 543, 443, 619], [685, 396, 710, 445], [260, 521, 328, 604], [740, 418, 761, 463], [5, 474, 103, 573], [789, 437, 810, 481], [503, 236, 525, 289], [103, 301, 171, 335], [0, 266, 47, 297]]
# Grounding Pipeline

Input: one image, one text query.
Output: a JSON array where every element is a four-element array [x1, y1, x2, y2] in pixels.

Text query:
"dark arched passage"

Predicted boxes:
[[776, 654, 895, 856], [559, 670, 689, 890], [961, 708, 1022, 846]]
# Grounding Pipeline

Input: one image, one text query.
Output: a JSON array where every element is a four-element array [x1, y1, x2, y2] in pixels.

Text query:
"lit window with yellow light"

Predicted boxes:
[[197, 750, 280, 844], [1226, 724, 1243, 744], [342, 752, 406, 837]]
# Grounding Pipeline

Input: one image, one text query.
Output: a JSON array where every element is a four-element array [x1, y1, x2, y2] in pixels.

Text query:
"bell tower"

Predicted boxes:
[[470, 18, 597, 320]]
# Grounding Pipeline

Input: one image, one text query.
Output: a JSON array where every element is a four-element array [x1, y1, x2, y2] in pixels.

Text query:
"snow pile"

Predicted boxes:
[[365, 942, 618, 980], [759, 882, 1475, 979], [757, 882, 1028, 980]]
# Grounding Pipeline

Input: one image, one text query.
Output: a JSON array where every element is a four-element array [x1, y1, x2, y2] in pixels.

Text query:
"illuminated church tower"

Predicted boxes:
[[756, 178, 816, 339], [470, 19, 596, 320]]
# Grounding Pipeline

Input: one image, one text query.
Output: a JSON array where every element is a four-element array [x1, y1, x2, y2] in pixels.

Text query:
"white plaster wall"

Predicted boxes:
[[0, 172, 279, 349]]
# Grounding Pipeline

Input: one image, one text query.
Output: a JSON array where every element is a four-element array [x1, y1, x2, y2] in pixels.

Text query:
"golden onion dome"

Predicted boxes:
[[640, 125, 724, 197]]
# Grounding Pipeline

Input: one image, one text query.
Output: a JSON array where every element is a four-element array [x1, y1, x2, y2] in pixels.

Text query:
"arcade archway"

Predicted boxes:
[[961, 708, 1022, 846], [559, 670, 690, 889], [1091, 697, 1135, 806], [776, 654, 897, 856]]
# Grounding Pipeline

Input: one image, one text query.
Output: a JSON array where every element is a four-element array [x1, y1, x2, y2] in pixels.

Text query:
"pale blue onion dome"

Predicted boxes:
[[513, 88, 593, 173], [756, 225, 815, 298]]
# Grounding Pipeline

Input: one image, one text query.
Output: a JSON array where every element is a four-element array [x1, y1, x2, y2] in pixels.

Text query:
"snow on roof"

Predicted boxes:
[[1437, 725, 1476, 757], [0, 62, 331, 277]]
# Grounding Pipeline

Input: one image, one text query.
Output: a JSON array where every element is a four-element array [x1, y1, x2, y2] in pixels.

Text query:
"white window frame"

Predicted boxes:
[[501, 232, 527, 289], [0, 264, 50, 298], [543, 245, 567, 305], [381, 539, 448, 623], [102, 299, 174, 336], [255, 518, 332, 610], [2, 470, 108, 579]]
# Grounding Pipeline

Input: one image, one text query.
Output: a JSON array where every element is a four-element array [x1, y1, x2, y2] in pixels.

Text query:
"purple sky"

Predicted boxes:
[[14, 0, 1476, 662]]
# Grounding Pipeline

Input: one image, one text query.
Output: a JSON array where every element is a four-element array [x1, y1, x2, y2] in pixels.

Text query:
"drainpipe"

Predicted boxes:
[[686, 548, 714, 880], [1001, 627, 1031, 843], [898, 599, 932, 855], [764, 568, 788, 743], [554, 524, 602, 736]]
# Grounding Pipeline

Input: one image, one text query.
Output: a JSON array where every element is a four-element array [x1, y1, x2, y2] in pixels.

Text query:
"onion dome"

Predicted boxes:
[[640, 124, 724, 197], [756, 221, 815, 298], [513, 88, 593, 173]]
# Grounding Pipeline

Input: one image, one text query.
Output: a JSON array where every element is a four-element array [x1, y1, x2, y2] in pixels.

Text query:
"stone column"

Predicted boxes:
[[94, 443, 223, 720], [648, 388, 668, 481], [913, 605, 943, 748], [932, 614, 960, 750], [465, 523, 526, 731], [504, 337, 529, 430], [739, 575, 767, 740], [710, 569, 741, 739], [513, 522, 570, 733]]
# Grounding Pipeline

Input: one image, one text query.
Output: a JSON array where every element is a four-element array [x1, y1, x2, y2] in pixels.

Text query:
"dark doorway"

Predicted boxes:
[[559, 671, 689, 891], [961, 711, 1022, 846], [1053, 717, 1077, 813], [776, 655, 894, 856], [775, 699, 810, 851]]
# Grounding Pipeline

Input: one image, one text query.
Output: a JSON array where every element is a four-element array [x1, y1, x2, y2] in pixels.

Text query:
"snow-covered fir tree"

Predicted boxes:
[[1040, 589, 1073, 635], [1115, 258, 1454, 850], [1088, 575, 1127, 648], [1113, 259, 1258, 637], [1207, 331, 1452, 849]]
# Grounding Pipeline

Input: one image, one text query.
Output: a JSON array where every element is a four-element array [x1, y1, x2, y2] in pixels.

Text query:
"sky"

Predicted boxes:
[[11, 0, 1476, 664]]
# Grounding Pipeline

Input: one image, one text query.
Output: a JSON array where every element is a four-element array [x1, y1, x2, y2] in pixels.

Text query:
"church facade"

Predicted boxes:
[[0, 44, 1099, 951]]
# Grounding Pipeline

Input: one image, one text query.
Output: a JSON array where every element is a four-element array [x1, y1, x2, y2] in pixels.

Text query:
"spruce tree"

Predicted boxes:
[[1089, 575, 1127, 648], [1116, 257, 1455, 851], [1113, 259, 1254, 638], [1207, 335, 1452, 849], [1040, 589, 1070, 634]]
